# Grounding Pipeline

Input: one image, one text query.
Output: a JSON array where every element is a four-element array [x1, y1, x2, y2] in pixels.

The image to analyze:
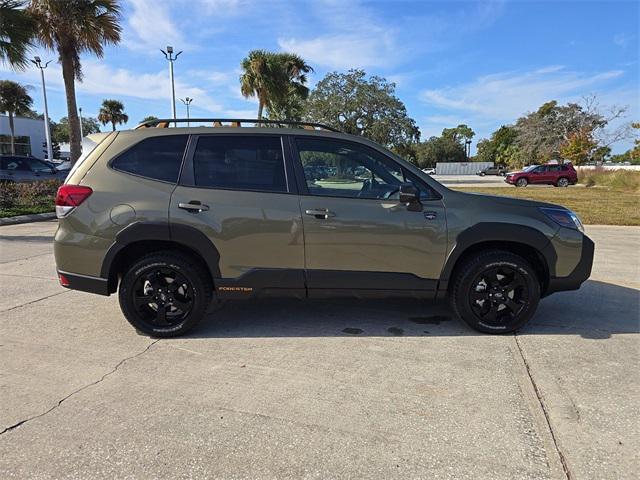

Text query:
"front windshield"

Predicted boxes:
[[523, 165, 539, 172]]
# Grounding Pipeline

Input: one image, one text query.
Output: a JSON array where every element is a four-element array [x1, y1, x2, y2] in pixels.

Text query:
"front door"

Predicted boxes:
[[292, 137, 447, 293], [170, 134, 305, 297]]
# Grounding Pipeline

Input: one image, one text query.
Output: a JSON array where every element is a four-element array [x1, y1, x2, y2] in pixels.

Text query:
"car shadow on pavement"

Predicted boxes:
[[188, 280, 638, 340]]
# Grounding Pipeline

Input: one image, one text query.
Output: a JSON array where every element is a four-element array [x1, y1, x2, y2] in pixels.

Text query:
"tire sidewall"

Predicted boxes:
[[119, 256, 209, 337], [453, 255, 540, 334], [557, 177, 569, 187], [516, 178, 528, 187]]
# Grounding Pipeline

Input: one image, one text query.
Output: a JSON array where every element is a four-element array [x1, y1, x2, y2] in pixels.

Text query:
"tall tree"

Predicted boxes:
[[475, 125, 520, 167], [240, 50, 277, 121], [0, 79, 33, 154], [52, 115, 100, 143], [97, 99, 128, 131], [240, 50, 313, 121], [305, 69, 420, 150], [0, 0, 35, 70], [265, 53, 313, 121], [29, 0, 122, 163]]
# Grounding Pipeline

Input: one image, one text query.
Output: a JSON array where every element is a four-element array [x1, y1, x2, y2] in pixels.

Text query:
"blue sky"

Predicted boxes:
[[2, 0, 639, 152]]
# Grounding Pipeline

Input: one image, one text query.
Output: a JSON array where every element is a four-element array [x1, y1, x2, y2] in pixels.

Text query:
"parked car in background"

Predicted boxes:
[[422, 167, 436, 175], [505, 163, 578, 187], [477, 165, 507, 176], [0, 155, 68, 183]]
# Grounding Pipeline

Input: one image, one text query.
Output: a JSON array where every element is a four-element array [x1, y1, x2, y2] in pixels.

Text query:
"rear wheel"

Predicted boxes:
[[450, 250, 540, 334], [516, 177, 528, 187], [119, 252, 212, 337], [556, 177, 569, 187]]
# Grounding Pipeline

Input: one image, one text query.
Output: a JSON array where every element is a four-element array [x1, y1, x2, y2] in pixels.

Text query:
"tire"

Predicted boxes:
[[516, 177, 528, 187], [479, 172, 486, 176], [556, 177, 569, 187], [450, 250, 540, 334], [119, 251, 213, 337]]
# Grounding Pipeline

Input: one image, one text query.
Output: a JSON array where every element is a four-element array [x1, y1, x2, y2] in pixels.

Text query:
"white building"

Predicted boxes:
[[0, 114, 47, 159]]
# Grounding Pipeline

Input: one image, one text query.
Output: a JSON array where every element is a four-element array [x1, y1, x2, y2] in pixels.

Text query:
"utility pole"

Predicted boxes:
[[31, 57, 53, 160], [180, 97, 193, 126], [161, 46, 182, 122]]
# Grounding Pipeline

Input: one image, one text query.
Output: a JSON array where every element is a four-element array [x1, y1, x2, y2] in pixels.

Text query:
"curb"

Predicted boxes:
[[0, 212, 56, 226]]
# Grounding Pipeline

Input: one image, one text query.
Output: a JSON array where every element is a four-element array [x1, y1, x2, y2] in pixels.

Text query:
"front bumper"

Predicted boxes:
[[545, 235, 594, 295], [504, 176, 516, 184]]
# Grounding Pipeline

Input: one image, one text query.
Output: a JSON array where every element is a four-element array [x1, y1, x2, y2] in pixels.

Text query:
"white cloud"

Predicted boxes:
[[124, 0, 185, 52], [278, 33, 397, 70], [613, 33, 636, 48], [420, 67, 625, 122]]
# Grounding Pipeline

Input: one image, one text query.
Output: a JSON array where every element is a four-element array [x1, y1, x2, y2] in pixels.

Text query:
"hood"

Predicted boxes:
[[454, 190, 562, 209]]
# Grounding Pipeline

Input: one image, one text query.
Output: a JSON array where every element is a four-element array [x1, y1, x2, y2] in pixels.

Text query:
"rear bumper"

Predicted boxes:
[[545, 235, 594, 295], [57, 270, 110, 296]]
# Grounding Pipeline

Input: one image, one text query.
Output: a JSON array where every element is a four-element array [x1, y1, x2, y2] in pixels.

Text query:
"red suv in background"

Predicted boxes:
[[505, 163, 578, 187]]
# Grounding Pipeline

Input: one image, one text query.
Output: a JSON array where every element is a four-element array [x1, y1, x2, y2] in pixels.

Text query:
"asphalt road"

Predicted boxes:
[[0, 220, 638, 479]]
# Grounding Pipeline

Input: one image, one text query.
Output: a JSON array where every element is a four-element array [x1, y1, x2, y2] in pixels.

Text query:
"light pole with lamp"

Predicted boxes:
[[31, 56, 53, 161], [161, 46, 182, 121], [78, 107, 84, 139], [180, 97, 193, 126]]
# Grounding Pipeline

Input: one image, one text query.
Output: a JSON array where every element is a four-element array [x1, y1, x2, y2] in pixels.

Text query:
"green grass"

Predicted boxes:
[[452, 186, 640, 226], [0, 201, 54, 217]]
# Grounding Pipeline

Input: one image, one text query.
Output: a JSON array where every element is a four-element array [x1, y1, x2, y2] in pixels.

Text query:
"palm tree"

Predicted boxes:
[[29, 0, 121, 164], [267, 53, 313, 121], [0, 0, 35, 70], [240, 50, 277, 121], [0, 80, 33, 154], [240, 50, 313, 121], [98, 99, 128, 131]]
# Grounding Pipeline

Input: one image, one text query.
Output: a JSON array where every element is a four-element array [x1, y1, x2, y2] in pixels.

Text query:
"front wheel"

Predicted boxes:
[[450, 250, 540, 334], [516, 178, 528, 187], [119, 252, 212, 337]]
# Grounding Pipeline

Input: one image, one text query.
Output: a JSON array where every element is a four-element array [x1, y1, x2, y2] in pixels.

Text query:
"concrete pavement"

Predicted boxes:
[[0, 221, 638, 479]]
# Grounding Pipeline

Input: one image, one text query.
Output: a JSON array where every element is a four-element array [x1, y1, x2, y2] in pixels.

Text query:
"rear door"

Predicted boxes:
[[291, 136, 447, 294], [170, 134, 305, 296]]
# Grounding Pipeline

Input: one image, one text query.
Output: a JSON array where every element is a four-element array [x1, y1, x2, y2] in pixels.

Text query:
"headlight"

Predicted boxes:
[[540, 207, 584, 232]]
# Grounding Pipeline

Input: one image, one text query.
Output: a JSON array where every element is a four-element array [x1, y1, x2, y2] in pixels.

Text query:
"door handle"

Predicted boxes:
[[178, 201, 209, 213], [305, 208, 335, 219]]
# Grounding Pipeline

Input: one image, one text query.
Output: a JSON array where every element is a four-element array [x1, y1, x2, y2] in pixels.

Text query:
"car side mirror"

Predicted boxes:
[[399, 183, 422, 211]]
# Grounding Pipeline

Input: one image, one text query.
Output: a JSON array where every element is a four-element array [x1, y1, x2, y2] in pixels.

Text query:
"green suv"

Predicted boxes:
[[54, 119, 594, 337]]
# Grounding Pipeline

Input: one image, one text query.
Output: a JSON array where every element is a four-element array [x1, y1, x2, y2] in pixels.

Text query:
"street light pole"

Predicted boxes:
[[78, 107, 84, 139], [31, 57, 53, 160], [180, 97, 193, 126], [161, 46, 182, 122]]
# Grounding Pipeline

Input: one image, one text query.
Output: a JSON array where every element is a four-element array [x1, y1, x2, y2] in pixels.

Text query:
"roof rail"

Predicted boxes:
[[134, 118, 340, 132]]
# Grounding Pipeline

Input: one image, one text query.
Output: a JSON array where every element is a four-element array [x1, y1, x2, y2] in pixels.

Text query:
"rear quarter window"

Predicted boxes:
[[112, 135, 189, 183]]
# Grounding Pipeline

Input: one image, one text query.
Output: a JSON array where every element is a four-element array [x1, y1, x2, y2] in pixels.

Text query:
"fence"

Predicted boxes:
[[435, 162, 493, 175]]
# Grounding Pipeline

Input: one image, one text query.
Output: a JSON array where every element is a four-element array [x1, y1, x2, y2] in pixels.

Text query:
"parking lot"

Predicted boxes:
[[0, 220, 638, 479]]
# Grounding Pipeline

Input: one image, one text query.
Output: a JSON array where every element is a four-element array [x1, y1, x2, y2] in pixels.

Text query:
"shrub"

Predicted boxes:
[[0, 179, 61, 216], [577, 169, 640, 193]]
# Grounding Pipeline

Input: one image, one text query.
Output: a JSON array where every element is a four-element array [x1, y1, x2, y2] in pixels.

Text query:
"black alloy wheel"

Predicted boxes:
[[119, 252, 212, 337]]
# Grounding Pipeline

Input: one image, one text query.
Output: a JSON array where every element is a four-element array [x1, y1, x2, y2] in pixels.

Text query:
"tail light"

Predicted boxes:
[[55, 184, 93, 218]]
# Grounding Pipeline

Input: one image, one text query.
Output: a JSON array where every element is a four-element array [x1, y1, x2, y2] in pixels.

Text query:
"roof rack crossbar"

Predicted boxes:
[[134, 118, 340, 132]]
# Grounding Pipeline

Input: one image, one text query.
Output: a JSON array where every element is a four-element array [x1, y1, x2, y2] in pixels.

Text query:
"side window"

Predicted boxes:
[[296, 138, 430, 200], [193, 136, 286, 193], [26, 158, 52, 173], [5, 158, 30, 171], [112, 135, 188, 183], [548, 165, 561, 172]]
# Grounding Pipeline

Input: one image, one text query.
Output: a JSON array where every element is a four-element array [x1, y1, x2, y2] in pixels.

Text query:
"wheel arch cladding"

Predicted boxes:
[[101, 221, 221, 293], [440, 223, 557, 292]]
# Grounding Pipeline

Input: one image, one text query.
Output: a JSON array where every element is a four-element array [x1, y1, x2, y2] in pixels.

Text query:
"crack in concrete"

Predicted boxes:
[[0, 339, 160, 436], [514, 333, 573, 480], [0, 290, 71, 314]]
